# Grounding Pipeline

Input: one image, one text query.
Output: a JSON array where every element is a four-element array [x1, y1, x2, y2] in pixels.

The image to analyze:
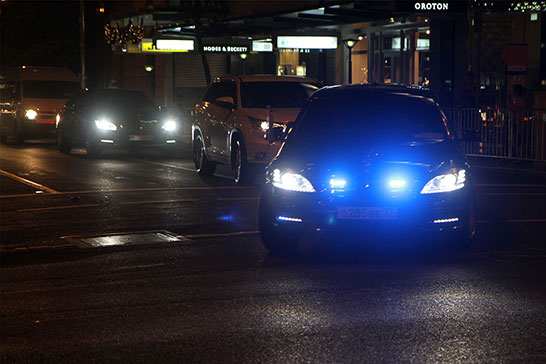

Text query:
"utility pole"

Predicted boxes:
[[79, 0, 86, 89]]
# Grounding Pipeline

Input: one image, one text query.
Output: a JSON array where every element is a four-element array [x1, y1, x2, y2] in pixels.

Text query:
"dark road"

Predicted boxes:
[[1, 140, 546, 363]]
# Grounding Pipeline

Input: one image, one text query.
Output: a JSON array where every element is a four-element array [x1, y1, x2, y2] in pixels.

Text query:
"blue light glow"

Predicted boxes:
[[387, 178, 407, 190], [277, 215, 303, 223], [329, 178, 347, 189]]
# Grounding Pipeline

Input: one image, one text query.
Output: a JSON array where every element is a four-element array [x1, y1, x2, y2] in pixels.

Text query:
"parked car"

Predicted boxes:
[[56, 88, 179, 157], [258, 84, 476, 256], [192, 75, 322, 184], [0, 66, 80, 143]]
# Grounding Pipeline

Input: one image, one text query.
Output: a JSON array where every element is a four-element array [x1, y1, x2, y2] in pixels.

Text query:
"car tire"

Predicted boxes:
[[57, 129, 72, 154], [86, 139, 102, 157], [460, 195, 477, 249], [13, 121, 25, 144], [193, 134, 216, 175], [231, 137, 252, 185], [161, 144, 177, 158], [258, 192, 304, 257]]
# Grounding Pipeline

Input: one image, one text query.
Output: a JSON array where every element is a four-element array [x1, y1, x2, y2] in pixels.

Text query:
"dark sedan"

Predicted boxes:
[[258, 84, 476, 256], [56, 88, 179, 157]]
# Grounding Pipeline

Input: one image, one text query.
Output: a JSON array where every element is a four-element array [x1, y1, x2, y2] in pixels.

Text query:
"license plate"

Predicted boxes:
[[129, 134, 153, 142], [337, 206, 397, 220]]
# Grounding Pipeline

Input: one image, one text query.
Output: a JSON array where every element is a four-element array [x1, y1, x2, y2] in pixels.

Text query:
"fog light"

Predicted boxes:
[[277, 215, 303, 223], [388, 178, 407, 190], [330, 178, 347, 189], [433, 218, 459, 224]]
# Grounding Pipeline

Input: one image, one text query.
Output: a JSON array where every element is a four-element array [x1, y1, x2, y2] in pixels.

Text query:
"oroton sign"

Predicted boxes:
[[414, 2, 449, 10]]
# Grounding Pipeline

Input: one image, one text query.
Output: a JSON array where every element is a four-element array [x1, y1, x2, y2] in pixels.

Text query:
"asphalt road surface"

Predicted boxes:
[[1, 140, 546, 363]]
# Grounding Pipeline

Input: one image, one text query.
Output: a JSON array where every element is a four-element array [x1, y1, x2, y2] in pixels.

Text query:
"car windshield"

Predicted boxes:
[[87, 90, 157, 113], [294, 93, 450, 145], [22, 80, 81, 99], [240, 81, 319, 108]]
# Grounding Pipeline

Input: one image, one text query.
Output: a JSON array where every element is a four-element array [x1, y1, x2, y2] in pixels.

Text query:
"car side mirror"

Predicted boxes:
[[215, 96, 235, 110], [267, 124, 287, 143], [461, 129, 480, 142]]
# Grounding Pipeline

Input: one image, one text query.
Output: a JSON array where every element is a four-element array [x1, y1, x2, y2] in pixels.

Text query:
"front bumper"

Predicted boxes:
[[91, 129, 178, 150], [260, 183, 473, 245], [20, 118, 56, 138]]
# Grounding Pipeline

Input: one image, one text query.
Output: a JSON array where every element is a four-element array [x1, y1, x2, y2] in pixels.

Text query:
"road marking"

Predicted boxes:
[[0, 169, 59, 194], [185, 230, 259, 239], [115, 263, 166, 270], [0, 185, 250, 199], [120, 199, 198, 205], [132, 158, 196, 172], [18, 204, 99, 212], [474, 184, 546, 187], [482, 193, 546, 196], [478, 218, 546, 223]]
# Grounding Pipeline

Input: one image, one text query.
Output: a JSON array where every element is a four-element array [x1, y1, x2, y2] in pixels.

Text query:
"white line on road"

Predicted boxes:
[[120, 199, 198, 205], [0, 169, 59, 194], [482, 193, 546, 196], [114, 263, 166, 270], [18, 204, 100, 212], [1, 185, 250, 199], [478, 218, 546, 224], [475, 184, 546, 187], [185, 230, 260, 239], [131, 158, 196, 172]]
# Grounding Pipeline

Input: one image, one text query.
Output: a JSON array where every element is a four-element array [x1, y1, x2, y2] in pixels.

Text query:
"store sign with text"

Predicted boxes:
[[203, 45, 248, 53], [395, 1, 466, 13]]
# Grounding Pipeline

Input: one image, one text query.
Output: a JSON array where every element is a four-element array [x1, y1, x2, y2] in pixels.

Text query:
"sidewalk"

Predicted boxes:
[[467, 155, 546, 177]]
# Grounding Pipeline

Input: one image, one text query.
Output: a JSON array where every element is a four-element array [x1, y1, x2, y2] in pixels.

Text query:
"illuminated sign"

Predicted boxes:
[[414, 2, 448, 10], [395, 1, 466, 12], [277, 36, 337, 50], [156, 39, 194, 51], [203, 45, 248, 53], [252, 41, 273, 52]]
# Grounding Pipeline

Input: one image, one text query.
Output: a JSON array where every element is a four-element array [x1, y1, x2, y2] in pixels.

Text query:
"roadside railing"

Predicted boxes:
[[445, 107, 546, 162]]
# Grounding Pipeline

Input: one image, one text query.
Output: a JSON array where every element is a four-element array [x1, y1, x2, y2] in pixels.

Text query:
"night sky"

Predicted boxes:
[[1, 1, 81, 72]]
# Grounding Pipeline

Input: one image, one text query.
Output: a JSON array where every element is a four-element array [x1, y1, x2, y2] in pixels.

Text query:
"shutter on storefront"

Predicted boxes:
[[173, 53, 228, 110]]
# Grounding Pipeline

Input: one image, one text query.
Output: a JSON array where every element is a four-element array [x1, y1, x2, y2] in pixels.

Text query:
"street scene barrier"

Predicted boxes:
[[445, 108, 546, 162]]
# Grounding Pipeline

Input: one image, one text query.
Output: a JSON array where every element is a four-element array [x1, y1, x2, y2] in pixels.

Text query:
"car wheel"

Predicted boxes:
[[231, 137, 252, 185], [13, 122, 25, 144], [86, 139, 102, 157], [160, 144, 177, 158], [460, 195, 477, 249], [258, 192, 304, 257], [193, 134, 216, 175], [57, 129, 72, 154]]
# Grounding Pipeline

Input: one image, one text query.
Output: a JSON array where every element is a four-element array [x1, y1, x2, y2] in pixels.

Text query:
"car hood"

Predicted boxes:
[[243, 108, 301, 124], [276, 138, 466, 182], [86, 107, 161, 125]]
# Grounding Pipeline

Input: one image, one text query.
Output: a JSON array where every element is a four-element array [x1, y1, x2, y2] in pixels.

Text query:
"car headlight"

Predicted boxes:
[[94, 119, 117, 131], [25, 109, 38, 120], [420, 169, 466, 194], [162, 120, 177, 131], [272, 168, 315, 193]]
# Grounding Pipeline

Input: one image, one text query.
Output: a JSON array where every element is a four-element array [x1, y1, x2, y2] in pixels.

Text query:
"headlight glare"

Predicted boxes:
[[94, 119, 117, 131], [25, 109, 38, 120], [421, 169, 466, 194], [272, 168, 315, 193], [55, 114, 60, 128], [162, 120, 177, 131]]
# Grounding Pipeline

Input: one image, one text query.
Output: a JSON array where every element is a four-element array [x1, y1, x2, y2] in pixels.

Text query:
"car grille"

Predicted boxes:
[[37, 111, 56, 124]]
